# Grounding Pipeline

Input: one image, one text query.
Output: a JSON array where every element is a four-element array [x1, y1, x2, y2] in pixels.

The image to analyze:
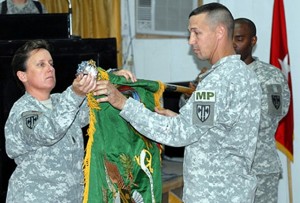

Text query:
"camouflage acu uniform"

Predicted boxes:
[[5, 87, 89, 203], [248, 58, 290, 203], [120, 55, 262, 203], [0, 0, 47, 14]]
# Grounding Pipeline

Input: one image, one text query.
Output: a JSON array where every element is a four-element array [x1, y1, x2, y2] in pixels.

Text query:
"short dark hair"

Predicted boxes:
[[234, 18, 257, 37], [189, 3, 234, 38], [11, 39, 51, 90]]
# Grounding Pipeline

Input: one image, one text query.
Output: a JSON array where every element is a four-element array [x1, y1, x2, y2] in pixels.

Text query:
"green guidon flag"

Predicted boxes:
[[82, 62, 165, 203]]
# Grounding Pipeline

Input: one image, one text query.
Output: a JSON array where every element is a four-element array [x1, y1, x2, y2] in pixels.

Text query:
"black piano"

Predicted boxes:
[[0, 13, 117, 201]]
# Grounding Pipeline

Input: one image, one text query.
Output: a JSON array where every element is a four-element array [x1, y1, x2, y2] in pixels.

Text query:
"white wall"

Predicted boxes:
[[121, 0, 208, 83], [121, 1, 300, 202]]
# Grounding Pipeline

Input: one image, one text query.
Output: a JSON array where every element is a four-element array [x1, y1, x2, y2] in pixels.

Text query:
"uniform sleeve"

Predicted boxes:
[[41, 3, 48, 13], [5, 87, 86, 158], [279, 73, 290, 118], [120, 97, 199, 147], [120, 68, 259, 149], [264, 69, 290, 122]]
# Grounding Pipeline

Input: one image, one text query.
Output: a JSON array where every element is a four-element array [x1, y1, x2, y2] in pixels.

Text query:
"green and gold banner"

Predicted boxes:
[[83, 68, 165, 203]]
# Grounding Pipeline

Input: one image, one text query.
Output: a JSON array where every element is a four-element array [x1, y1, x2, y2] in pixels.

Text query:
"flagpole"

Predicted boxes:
[[287, 159, 293, 203], [164, 84, 194, 95]]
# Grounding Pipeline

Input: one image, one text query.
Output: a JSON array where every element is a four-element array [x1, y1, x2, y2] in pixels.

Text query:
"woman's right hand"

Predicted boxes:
[[72, 73, 97, 97]]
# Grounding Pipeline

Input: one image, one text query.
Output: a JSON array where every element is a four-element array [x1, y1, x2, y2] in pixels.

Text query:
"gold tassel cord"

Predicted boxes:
[[83, 71, 110, 203], [83, 105, 96, 203]]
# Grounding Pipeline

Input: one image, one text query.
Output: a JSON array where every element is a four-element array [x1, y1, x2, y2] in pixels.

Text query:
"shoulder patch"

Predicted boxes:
[[194, 90, 215, 102], [267, 84, 283, 115], [192, 101, 215, 126], [21, 111, 42, 131]]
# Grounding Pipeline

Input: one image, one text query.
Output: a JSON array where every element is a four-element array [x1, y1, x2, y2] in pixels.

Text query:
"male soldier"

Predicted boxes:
[[233, 17, 290, 203], [95, 3, 262, 203]]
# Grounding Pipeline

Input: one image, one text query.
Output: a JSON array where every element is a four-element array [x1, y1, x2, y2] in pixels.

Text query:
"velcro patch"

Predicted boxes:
[[192, 101, 215, 126], [267, 84, 283, 115], [22, 111, 42, 133], [194, 90, 215, 102]]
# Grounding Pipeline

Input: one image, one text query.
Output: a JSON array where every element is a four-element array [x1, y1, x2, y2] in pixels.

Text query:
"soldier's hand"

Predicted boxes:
[[72, 73, 96, 97], [113, 69, 137, 82], [94, 80, 127, 110]]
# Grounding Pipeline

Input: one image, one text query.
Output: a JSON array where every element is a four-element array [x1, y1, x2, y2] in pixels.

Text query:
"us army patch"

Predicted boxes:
[[22, 111, 42, 134], [192, 90, 215, 126], [267, 84, 283, 115]]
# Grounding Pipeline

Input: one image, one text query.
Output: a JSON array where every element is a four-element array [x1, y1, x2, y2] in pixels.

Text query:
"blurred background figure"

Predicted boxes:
[[0, 0, 47, 14]]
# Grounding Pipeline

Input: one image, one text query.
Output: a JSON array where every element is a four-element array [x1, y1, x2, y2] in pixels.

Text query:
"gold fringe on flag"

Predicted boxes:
[[83, 70, 110, 203], [82, 69, 166, 202], [154, 81, 166, 108]]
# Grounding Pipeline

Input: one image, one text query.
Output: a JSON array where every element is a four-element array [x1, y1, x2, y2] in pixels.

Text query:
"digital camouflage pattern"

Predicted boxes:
[[120, 55, 262, 203], [248, 58, 290, 203], [5, 87, 89, 203], [255, 173, 281, 203]]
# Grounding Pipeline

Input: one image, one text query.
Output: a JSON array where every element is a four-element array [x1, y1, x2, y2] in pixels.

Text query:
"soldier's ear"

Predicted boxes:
[[16, 71, 27, 82], [251, 36, 257, 47], [216, 24, 225, 40]]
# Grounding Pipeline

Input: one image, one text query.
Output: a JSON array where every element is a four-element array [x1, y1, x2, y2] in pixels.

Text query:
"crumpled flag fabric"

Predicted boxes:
[[83, 68, 165, 203]]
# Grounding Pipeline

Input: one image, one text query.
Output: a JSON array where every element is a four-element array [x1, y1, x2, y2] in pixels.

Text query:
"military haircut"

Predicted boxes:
[[189, 3, 234, 38], [234, 18, 257, 38]]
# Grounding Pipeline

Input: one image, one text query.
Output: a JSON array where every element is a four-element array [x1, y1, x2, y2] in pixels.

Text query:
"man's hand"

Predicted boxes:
[[113, 69, 137, 82], [72, 73, 96, 97], [94, 80, 127, 110]]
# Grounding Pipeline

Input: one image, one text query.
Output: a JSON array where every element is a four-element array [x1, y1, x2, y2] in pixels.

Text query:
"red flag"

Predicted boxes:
[[270, 0, 294, 161]]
